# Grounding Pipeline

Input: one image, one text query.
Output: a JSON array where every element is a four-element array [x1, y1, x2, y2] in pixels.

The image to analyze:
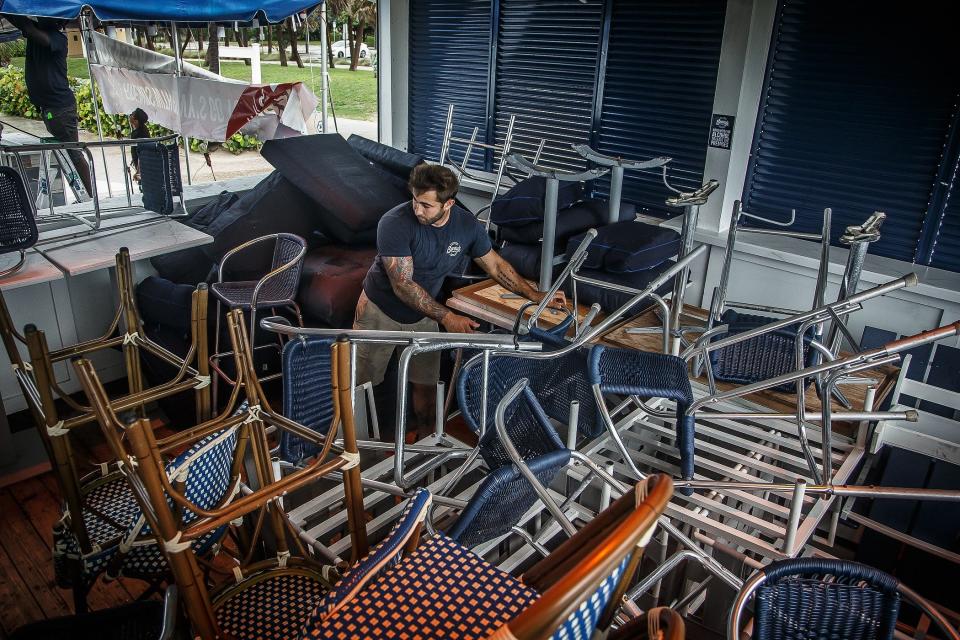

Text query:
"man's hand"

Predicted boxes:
[[535, 289, 568, 311], [441, 312, 480, 334]]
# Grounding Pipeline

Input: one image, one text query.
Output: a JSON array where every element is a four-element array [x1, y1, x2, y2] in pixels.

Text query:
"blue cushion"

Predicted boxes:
[[491, 177, 585, 227], [567, 220, 680, 273]]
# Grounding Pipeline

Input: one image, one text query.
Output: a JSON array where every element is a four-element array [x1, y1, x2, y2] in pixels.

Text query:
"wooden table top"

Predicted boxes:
[[450, 278, 898, 416]]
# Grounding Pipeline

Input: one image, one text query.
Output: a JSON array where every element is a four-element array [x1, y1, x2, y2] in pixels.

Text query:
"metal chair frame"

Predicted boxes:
[[0, 134, 188, 242], [439, 103, 548, 230], [209, 232, 307, 406], [727, 558, 960, 640]]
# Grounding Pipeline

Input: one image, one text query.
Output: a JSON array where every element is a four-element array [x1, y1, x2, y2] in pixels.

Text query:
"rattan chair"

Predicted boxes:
[[588, 344, 696, 490], [728, 558, 960, 640], [138, 141, 186, 217], [0, 165, 39, 278], [302, 474, 672, 639], [209, 233, 307, 405], [608, 606, 685, 640], [278, 335, 337, 464], [92, 308, 368, 640], [0, 248, 212, 609]]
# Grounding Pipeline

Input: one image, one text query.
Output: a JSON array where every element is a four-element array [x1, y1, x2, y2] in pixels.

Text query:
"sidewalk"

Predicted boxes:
[[0, 113, 378, 195]]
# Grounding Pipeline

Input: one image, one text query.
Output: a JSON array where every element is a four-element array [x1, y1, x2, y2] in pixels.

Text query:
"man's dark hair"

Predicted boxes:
[[408, 164, 459, 203]]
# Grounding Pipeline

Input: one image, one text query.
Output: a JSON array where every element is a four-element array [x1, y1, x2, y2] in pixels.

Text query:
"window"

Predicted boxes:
[[743, 1, 960, 269]]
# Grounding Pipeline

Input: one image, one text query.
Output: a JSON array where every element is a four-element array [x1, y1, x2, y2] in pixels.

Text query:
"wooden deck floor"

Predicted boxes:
[[0, 420, 155, 638]]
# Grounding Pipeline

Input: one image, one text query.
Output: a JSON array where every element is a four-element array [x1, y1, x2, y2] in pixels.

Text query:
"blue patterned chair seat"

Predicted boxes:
[[279, 336, 336, 464], [53, 428, 237, 588], [302, 533, 540, 639]]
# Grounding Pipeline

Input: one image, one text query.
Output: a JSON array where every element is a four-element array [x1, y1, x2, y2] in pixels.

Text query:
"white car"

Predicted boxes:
[[331, 40, 368, 59]]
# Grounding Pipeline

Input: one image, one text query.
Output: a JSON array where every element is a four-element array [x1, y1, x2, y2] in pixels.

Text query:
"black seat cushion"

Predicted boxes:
[[490, 176, 585, 227], [262, 135, 410, 245], [567, 220, 680, 273], [499, 198, 610, 246]]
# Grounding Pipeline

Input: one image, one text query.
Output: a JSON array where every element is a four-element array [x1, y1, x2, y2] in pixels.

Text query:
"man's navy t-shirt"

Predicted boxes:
[[363, 203, 492, 324]]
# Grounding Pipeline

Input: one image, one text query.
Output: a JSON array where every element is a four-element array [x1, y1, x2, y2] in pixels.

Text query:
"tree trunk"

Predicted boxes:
[[349, 22, 364, 71], [236, 28, 251, 65], [197, 29, 204, 53], [267, 24, 273, 53], [135, 28, 143, 48], [145, 29, 155, 51], [179, 28, 191, 57], [276, 25, 288, 66], [206, 23, 220, 74], [288, 19, 303, 68], [325, 20, 336, 68]]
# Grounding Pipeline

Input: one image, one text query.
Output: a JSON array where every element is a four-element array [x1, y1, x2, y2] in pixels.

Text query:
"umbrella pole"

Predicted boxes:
[[320, 2, 329, 133], [171, 22, 193, 185], [81, 13, 114, 198]]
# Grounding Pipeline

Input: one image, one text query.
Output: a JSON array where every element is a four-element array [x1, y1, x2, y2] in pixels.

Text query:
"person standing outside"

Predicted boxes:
[[4, 15, 92, 194], [355, 164, 566, 440]]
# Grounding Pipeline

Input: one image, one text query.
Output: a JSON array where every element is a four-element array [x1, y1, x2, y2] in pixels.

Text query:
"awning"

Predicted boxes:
[[0, 0, 321, 23]]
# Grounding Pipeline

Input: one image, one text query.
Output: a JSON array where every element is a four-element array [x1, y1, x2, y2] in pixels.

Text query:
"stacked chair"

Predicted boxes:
[[0, 248, 212, 608], [0, 165, 39, 278]]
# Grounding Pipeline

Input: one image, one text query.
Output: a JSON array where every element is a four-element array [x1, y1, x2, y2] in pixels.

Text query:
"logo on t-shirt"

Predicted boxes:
[[446, 242, 462, 257]]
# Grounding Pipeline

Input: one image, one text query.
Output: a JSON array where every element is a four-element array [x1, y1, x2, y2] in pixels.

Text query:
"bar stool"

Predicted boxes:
[[210, 233, 307, 404]]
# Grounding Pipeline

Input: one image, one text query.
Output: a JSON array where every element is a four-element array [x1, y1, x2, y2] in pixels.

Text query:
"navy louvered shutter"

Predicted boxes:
[[408, 0, 492, 168], [493, 0, 603, 172], [594, 0, 726, 216], [743, 1, 960, 264]]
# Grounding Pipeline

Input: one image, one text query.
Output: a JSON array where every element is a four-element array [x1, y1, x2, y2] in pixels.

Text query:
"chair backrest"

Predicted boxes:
[[477, 383, 566, 470], [139, 142, 179, 215], [265, 233, 308, 300], [0, 166, 38, 252], [446, 448, 571, 547], [280, 336, 337, 463], [739, 558, 903, 640], [502, 474, 673, 639], [457, 347, 601, 443]]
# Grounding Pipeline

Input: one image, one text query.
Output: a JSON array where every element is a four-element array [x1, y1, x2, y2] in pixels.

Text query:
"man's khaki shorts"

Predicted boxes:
[[353, 292, 442, 386]]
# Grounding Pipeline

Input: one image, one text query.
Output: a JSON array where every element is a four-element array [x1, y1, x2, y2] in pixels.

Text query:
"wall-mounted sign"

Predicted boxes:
[[708, 114, 735, 150]]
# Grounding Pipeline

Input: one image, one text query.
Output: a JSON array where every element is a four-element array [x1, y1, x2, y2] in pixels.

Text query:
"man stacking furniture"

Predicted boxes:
[[355, 164, 565, 439]]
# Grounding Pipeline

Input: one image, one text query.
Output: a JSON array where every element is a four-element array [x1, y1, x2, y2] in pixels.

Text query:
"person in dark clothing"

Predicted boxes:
[[128, 108, 150, 182], [355, 164, 567, 440], [3, 14, 92, 194]]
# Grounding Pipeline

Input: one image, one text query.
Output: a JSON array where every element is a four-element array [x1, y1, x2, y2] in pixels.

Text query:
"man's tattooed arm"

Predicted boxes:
[[474, 249, 540, 299], [383, 256, 450, 322]]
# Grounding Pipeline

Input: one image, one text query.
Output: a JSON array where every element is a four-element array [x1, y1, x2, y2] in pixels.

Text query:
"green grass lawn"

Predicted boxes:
[[16, 56, 378, 121]]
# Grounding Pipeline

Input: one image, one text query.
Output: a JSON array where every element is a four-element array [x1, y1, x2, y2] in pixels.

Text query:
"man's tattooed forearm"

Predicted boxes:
[[383, 256, 449, 322]]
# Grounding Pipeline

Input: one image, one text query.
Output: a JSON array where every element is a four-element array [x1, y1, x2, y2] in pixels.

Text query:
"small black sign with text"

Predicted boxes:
[[708, 114, 735, 150]]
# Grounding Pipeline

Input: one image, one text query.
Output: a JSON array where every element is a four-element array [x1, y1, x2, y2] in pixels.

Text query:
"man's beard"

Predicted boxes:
[[416, 209, 446, 225]]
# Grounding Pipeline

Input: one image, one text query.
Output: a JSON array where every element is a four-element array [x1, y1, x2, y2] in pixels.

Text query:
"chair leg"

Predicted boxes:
[[211, 299, 222, 409], [0, 250, 26, 278]]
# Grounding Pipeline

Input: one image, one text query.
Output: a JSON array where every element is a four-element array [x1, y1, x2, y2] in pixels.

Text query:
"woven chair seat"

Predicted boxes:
[[710, 310, 815, 393], [303, 533, 540, 639], [210, 281, 297, 308], [588, 345, 697, 484], [54, 429, 237, 587], [215, 568, 330, 640]]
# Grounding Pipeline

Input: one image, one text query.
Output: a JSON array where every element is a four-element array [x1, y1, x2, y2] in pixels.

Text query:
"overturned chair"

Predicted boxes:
[[303, 474, 673, 639], [74, 308, 370, 640], [0, 248, 212, 607]]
